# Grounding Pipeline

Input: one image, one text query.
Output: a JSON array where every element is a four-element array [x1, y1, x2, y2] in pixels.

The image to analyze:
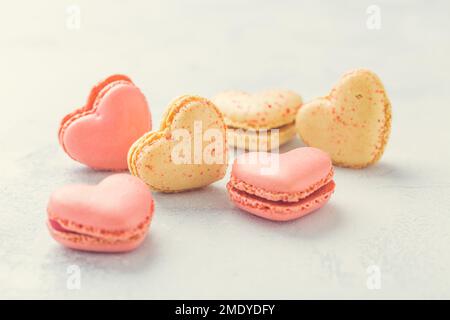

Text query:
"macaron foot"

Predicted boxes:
[[213, 90, 302, 151], [227, 122, 296, 151], [228, 180, 335, 222]]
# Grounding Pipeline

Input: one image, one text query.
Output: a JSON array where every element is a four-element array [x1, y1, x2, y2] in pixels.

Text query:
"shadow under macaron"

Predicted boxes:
[[46, 230, 161, 274], [278, 136, 306, 153], [229, 201, 342, 240], [64, 165, 122, 183], [152, 183, 233, 212]]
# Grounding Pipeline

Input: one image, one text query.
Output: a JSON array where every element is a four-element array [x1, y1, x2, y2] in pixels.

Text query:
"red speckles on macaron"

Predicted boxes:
[[296, 69, 392, 168], [128, 95, 228, 192], [212, 89, 303, 151]]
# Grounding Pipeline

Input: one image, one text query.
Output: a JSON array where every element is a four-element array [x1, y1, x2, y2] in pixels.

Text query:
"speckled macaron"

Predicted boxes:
[[296, 69, 392, 168], [212, 90, 302, 151], [128, 95, 228, 192]]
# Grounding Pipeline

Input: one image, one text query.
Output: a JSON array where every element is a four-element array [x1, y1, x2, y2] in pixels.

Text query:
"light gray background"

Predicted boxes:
[[1, 0, 449, 299]]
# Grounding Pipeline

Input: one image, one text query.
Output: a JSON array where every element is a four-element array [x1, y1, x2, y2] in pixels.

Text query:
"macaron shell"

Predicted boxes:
[[48, 174, 153, 231], [227, 122, 296, 151], [48, 225, 147, 253], [296, 69, 391, 168], [227, 180, 335, 221], [47, 174, 154, 252], [61, 79, 151, 170], [58, 75, 132, 140], [232, 147, 333, 194], [213, 90, 302, 129], [129, 96, 228, 192]]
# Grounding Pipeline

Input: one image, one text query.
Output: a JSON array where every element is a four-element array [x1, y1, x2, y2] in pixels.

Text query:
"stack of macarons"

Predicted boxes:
[[49, 69, 391, 253]]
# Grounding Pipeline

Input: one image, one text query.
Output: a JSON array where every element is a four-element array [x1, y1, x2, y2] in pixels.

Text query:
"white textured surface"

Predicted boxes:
[[1, 0, 450, 299]]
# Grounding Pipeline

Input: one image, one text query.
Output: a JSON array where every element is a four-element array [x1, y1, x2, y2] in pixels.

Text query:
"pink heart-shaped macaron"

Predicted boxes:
[[47, 174, 154, 252], [59, 74, 152, 170], [227, 147, 335, 221]]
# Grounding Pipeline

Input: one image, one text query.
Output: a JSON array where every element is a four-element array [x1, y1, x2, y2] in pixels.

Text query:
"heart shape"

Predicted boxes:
[[232, 148, 333, 196], [47, 174, 154, 252], [213, 90, 302, 129], [227, 147, 335, 221], [213, 90, 302, 150], [128, 95, 228, 192], [59, 75, 152, 170], [296, 69, 391, 168]]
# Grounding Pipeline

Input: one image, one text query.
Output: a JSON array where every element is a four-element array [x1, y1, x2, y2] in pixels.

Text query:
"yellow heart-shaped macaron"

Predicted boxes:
[[212, 90, 302, 151], [128, 95, 228, 192], [296, 69, 392, 168]]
